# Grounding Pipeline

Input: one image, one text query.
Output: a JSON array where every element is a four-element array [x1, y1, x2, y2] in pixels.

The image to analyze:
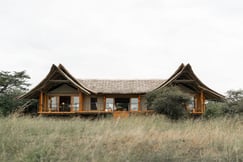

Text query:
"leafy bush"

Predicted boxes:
[[225, 90, 243, 116], [223, 100, 243, 116], [0, 91, 23, 116], [146, 86, 191, 120], [203, 101, 227, 118], [204, 90, 243, 119]]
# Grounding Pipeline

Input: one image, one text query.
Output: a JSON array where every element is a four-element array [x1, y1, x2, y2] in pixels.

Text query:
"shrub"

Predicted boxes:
[[224, 89, 243, 116], [203, 101, 227, 118], [204, 89, 243, 119], [146, 86, 190, 120], [224, 100, 243, 116]]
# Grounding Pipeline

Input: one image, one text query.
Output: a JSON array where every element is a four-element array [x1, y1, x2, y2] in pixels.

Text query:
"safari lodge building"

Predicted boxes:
[[21, 64, 224, 117]]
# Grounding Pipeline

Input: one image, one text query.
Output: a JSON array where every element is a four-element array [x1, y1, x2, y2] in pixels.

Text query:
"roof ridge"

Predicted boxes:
[[78, 79, 166, 81], [78, 79, 166, 94]]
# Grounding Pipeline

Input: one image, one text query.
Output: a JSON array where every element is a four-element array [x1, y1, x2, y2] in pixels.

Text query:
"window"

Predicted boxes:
[[187, 96, 195, 111], [47, 96, 79, 112], [115, 98, 129, 111], [130, 98, 138, 111], [59, 96, 71, 112], [48, 96, 58, 111], [73, 96, 79, 111], [91, 98, 97, 110], [106, 98, 114, 111]]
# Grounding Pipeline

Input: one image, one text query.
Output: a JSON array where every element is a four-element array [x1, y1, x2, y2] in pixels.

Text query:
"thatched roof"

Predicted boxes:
[[79, 79, 165, 94], [19, 64, 94, 99], [155, 63, 225, 101], [20, 63, 225, 101]]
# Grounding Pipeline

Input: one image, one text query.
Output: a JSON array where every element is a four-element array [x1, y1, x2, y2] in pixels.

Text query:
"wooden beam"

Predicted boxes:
[[198, 85, 209, 92], [195, 90, 204, 113], [173, 79, 195, 83], [200, 91, 205, 113], [57, 96, 60, 112], [44, 93, 47, 112], [200, 91, 203, 113], [196, 94, 200, 112], [104, 96, 106, 111], [48, 80, 70, 83]]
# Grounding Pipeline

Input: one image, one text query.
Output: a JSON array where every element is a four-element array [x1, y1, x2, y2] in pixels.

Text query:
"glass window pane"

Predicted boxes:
[[130, 98, 138, 111], [73, 96, 79, 111], [48, 96, 58, 111], [188, 97, 195, 110], [106, 98, 114, 111]]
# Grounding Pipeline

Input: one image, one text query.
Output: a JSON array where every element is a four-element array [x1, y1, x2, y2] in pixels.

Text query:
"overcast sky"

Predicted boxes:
[[0, 0, 243, 95]]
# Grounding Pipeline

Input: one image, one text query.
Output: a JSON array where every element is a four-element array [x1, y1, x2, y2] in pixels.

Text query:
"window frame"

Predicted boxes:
[[130, 98, 139, 111], [105, 98, 114, 112], [47, 95, 80, 112]]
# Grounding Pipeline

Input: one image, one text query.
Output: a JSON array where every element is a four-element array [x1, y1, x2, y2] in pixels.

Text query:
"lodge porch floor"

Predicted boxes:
[[38, 110, 202, 117], [38, 110, 155, 117]]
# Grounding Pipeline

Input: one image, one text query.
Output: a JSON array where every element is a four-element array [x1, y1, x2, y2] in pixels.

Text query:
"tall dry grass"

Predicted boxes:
[[0, 115, 242, 162]]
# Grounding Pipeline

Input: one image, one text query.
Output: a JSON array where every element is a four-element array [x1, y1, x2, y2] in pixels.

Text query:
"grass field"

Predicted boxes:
[[0, 115, 242, 162]]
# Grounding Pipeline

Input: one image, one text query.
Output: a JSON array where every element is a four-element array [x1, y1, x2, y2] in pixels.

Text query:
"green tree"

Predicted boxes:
[[204, 90, 243, 118], [146, 86, 190, 120], [224, 89, 243, 115], [203, 101, 227, 118], [0, 71, 30, 116]]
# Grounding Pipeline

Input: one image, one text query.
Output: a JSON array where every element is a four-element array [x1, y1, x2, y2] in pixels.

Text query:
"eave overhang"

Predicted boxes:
[[19, 64, 95, 99], [155, 63, 225, 101]]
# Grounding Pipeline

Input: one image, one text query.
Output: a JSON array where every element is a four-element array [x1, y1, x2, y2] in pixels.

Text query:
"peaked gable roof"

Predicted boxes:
[[156, 63, 225, 101], [20, 64, 94, 99], [20, 63, 224, 101]]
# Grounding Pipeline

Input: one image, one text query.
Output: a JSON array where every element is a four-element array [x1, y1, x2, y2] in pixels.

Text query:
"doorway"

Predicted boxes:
[[91, 98, 97, 110], [115, 98, 130, 111], [59, 96, 71, 112]]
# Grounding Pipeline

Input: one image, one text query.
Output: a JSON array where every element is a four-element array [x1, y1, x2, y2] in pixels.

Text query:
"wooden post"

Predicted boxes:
[[70, 95, 73, 112], [202, 95, 206, 113], [194, 95, 197, 112], [195, 94, 200, 112], [200, 91, 204, 113], [104, 96, 106, 111], [138, 95, 141, 112], [39, 91, 43, 113], [57, 96, 60, 112], [43, 93, 47, 112], [79, 92, 83, 112]]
